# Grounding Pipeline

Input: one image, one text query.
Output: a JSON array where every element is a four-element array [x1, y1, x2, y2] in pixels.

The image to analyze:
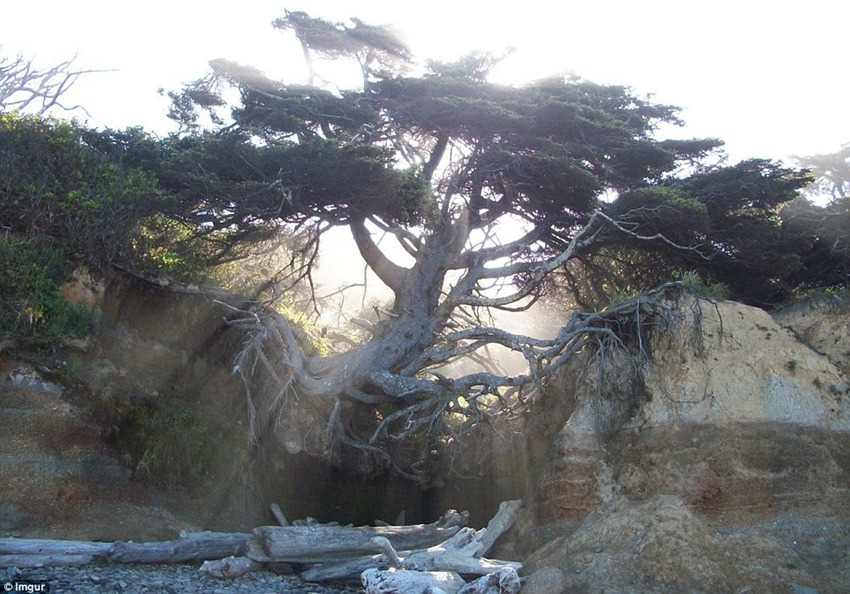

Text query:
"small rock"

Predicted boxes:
[[523, 566, 568, 594], [5, 567, 22, 578]]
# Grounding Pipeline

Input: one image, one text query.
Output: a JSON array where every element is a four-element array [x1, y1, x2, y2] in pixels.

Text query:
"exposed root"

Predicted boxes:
[[222, 283, 704, 479]]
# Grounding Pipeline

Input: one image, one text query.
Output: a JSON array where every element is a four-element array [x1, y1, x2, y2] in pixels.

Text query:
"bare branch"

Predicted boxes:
[[0, 51, 108, 116]]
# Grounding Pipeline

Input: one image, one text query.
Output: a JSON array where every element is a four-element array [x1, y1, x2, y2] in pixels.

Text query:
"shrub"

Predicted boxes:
[[680, 270, 729, 300], [0, 235, 90, 342]]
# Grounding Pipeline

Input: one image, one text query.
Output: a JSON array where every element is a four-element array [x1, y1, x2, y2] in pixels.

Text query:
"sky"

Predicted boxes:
[[1, 0, 848, 166]]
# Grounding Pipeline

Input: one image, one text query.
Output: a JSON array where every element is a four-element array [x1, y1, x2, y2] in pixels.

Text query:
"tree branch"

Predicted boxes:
[[0, 52, 108, 115], [350, 217, 411, 293]]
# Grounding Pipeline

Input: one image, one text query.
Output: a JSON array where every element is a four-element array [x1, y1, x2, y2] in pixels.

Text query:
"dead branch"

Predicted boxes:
[[270, 502, 289, 526], [0, 51, 107, 115]]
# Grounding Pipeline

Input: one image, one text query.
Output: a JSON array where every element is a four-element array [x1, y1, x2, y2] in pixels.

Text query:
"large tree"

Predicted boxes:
[[163, 12, 809, 477]]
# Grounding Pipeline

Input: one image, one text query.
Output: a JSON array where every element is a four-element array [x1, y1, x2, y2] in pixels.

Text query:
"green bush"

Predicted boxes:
[[680, 270, 729, 300], [0, 235, 90, 342], [0, 112, 166, 272]]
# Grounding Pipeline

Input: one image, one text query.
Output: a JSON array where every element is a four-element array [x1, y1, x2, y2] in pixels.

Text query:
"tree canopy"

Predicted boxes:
[[0, 19, 829, 478], [151, 12, 825, 477]]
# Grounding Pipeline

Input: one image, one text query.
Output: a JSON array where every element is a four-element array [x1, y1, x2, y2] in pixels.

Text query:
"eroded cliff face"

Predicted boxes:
[[24, 271, 504, 533], [510, 291, 850, 593], [774, 297, 850, 377], [5, 272, 850, 591]]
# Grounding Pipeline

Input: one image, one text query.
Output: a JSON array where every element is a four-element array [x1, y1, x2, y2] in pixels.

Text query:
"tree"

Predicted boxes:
[[795, 144, 850, 202], [780, 144, 850, 294], [163, 13, 809, 478], [0, 49, 101, 116]]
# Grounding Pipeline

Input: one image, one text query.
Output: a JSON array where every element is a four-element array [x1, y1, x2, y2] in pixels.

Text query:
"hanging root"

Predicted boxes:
[[217, 283, 697, 478]]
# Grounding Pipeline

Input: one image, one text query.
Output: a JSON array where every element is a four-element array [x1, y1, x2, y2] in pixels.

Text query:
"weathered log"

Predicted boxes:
[[0, 531, 249, 567], [109, 531, 248, 563], [476, 500, 521, 557], [457, 567, 521, 594], [247, 509, 468, 563], [0, 554, 93, 568], [362, 567, 466, 594], [199, 555, 262, 579], [0, 538, 111, 557]]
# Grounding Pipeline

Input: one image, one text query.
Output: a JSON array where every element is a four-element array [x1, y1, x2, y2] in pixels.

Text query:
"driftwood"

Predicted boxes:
[[0, 531, 248, 568], [361, 566, 521, 594], [0, 502, 522, 594], [0, 554, 94, 568], [299, 501, 522, 584], [200, 555, 262, 579], [361, 567, 467, 594], [457, 567, 521, 594], [477, 500, 521, 557], [247, 509, 468, 563], [270, 502, 289, 526]]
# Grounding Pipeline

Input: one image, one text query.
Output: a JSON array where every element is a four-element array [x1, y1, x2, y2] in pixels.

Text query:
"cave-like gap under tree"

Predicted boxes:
[[162, 11, 811, 479]]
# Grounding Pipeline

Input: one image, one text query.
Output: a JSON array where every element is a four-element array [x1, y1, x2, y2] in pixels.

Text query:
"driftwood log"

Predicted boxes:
[[247, 509, 468, 563], [361, 567, 467, 594], [361, 566, 521, 594], [0, 531, 248, 568], [0, 502, 522, 593]]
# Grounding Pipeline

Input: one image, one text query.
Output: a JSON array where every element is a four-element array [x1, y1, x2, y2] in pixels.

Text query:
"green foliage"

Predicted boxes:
[[0, 113, 166, 271], [106, 398, 228, 488], [679, 270, 729, 300], [557, 160, 813, 308], [795, 143, 850, 202], [780, 173, 849, 297], [0, 235, 90, 342]]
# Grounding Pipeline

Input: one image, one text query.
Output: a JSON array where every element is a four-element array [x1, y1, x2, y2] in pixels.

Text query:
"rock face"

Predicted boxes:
[[27, 272, 481, 532], [524, 494, 849, 594], [774, 297, 850, 377], [641, 294, 849, 430], [511, 291, 850, 592]]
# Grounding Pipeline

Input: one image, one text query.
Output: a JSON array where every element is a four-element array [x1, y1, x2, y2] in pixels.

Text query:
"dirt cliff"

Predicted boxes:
[[510, 290, 850, 593], [2, 275, 849, 592]]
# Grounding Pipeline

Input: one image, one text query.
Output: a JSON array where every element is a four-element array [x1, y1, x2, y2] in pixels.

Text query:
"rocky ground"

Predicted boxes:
[[4, 564, 362, 594]]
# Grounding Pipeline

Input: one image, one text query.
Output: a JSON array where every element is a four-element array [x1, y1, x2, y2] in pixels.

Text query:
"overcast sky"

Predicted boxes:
[[2, 0, 847, 165]]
